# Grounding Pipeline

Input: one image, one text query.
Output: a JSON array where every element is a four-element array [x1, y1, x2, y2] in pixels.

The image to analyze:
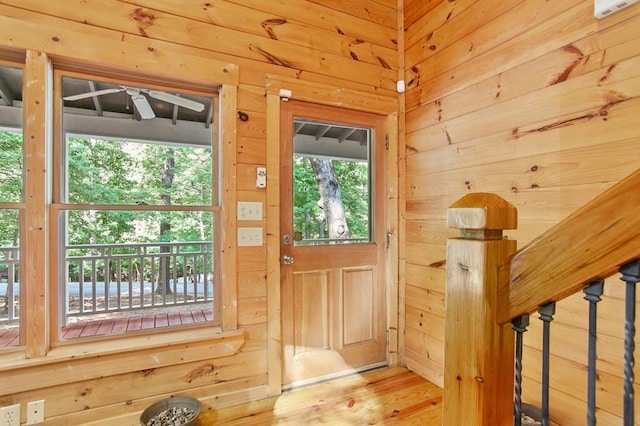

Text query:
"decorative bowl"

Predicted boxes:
[[139, 396, 201, 426]]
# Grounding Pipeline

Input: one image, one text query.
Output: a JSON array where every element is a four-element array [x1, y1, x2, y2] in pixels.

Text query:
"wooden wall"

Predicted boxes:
[[0, 1, 399, 424], [402, 0, 640, 423]]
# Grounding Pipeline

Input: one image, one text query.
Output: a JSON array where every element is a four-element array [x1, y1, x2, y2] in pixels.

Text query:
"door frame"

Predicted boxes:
[[264, 75, 399, 396]]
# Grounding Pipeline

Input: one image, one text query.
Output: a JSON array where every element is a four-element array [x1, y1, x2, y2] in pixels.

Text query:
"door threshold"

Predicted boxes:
[[282, 362, 388, 392]]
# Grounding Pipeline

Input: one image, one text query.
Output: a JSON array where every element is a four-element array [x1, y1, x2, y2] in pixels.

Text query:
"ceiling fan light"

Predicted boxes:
[[130, 93, 155, 119], [147, 90, 205, 112]]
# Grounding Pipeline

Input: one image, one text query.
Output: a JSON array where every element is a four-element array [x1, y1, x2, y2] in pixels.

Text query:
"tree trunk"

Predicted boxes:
[[309, 158, 350, 239], [156, 148, 174, 295]]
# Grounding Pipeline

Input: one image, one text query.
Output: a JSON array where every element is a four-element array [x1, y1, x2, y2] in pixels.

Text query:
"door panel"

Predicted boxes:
[[294, 271, 329, 354], [342, 267, 375, 345], [280, 100, 387, 388]]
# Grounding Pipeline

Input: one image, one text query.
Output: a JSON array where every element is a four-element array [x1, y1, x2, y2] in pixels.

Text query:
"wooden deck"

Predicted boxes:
[[0, 308, 213, 347], [200, 366, 443, 425]]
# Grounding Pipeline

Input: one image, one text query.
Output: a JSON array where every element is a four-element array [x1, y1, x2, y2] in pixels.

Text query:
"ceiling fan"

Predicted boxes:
[[63, 85, 205, 119]]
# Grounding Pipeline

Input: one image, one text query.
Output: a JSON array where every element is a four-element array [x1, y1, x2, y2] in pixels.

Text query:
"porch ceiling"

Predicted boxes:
[[0, 65, 369, 158]]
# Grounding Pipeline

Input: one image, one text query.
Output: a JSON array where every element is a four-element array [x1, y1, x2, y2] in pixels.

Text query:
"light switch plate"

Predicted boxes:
[[237, 202, 262, 221], [238, 227, 263, 246]]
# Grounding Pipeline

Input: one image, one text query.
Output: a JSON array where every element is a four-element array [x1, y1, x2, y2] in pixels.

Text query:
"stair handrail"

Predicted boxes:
[[496, 167, 640, 325]]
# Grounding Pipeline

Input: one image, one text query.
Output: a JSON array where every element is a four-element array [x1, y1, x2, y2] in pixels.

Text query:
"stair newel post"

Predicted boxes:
[[444, 193, 518, 425]]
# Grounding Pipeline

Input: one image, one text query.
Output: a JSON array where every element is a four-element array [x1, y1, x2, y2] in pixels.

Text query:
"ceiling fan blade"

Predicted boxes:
[[147, 90, 205, 112], [130, 93, 155, 119], [63, 88, 124, 101]]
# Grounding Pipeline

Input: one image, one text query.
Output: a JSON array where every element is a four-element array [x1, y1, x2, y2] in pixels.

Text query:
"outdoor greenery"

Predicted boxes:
[[0, 131, 370, 248], [0, 130, 216, 284], [0, 130, 22, 247], [293, 155, 369, 241], [1, 130, 215, 249], [65, 136, 213, 246]]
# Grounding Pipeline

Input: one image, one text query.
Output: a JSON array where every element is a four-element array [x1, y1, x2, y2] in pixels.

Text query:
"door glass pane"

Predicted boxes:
[[292, 119, 371, 246]]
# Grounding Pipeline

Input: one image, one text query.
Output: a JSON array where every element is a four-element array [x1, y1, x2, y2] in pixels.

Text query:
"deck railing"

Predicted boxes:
[[0, 241, 214, 324], [444, 168, 640, 425], [0, 246, 19, 322]]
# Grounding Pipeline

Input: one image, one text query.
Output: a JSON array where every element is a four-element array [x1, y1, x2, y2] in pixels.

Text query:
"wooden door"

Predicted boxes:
[[280, 101, 388, 388]]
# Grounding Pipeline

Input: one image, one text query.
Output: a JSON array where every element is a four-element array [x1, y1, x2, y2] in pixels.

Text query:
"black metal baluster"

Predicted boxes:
[[584, 279, 604, 426], [512, 314, 530, 426], [539, 302, 556, 426], [620, 260, 640, 426]]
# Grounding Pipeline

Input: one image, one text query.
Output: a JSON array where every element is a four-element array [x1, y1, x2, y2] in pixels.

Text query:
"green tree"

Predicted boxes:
[[66, 138, 137, 245], [65, 138, 213, 247], [0, 130, 23, 246], [293, 155, 369, 241]]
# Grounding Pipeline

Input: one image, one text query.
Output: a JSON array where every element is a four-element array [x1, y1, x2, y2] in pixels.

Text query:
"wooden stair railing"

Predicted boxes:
[[495, 167, 640, 324], [444, 168, 640, 425]]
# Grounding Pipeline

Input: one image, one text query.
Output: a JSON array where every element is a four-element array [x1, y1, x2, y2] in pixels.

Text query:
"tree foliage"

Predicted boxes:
[[0, 133, 214, 248], [0, 130, 23, 246], [1, 130, 368, 249], [293, 155, 369, 241]]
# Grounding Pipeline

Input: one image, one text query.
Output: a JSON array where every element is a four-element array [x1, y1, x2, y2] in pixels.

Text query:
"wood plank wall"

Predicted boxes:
[[403, 0, 640, 423], [0, 1, 398, 424]]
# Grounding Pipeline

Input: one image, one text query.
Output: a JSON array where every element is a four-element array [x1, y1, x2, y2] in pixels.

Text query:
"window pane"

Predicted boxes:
[[0, 130, 23, 203], [65, 137, 213, 206], [62, 76, 214, 206], [292, 119, 372, 246], [62, 210, 216, 333], [58, 73, 218, 340], [0, 63, 23, 348], [0, 210, 20, 344]]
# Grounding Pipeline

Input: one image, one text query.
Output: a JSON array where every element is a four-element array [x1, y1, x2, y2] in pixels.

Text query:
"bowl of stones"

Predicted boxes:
[[139, 396, 201, 426]]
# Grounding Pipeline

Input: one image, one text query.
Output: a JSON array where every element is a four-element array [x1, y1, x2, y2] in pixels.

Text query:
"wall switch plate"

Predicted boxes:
[[0, 404, 21, 426], [26, 400, 44, 425], [238, 227, 263, 246], [237, 201, 262, 221]]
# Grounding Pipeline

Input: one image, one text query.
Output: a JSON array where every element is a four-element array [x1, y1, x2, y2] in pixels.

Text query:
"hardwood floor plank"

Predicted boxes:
[[140, 315, 156, 330], [191, 309, 206, 323], [126, 316, 142, 331], [95, 318, 115, 335], [61, 322, 85, 339], [201, 367, 442, 425], [155, 313, 169, 328], [112, 317, 129, 333], [0, 328, 18, 346], [168, 312, 182, 326], [179, 311, 195, 325]]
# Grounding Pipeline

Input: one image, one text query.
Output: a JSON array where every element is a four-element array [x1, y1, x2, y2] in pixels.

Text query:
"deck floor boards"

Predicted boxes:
[[0, 308, 213, 347]]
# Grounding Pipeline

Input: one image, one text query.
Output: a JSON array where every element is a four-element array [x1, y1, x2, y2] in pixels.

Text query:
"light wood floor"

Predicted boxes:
[[198, 367, 442, 425]]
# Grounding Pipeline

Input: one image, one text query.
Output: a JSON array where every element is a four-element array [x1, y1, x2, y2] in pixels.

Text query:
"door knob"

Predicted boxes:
[[282, 255, 294, 264]]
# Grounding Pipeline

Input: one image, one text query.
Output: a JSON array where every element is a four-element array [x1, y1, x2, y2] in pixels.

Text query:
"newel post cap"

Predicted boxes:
[[447, 193, 517, 231]]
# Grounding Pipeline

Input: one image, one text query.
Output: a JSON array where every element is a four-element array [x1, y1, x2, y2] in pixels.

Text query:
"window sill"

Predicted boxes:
[[0, 327, 244, 394]]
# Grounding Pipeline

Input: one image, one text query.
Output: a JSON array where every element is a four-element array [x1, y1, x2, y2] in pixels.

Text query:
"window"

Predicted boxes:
[[55, 70, 219, 341], [0, 62, 23, 349]]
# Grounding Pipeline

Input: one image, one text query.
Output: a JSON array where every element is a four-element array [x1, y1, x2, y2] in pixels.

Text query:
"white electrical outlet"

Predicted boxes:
[[26, 400, 44, 425], [237, 201, 262, 221], [0, 404, 21, 426], [238, 227, 263, 246]]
